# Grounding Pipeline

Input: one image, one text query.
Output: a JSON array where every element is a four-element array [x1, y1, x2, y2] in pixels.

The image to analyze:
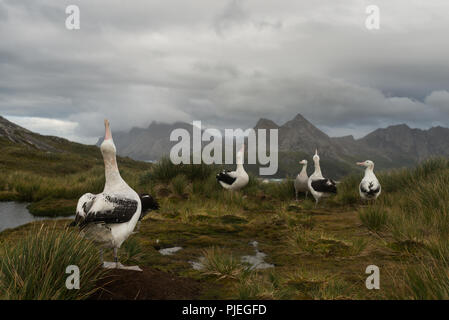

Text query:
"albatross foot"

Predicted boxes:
[[102, 261, 143, 272]]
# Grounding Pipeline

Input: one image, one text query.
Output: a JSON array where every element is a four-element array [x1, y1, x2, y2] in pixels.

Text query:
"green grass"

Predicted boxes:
[[0, 225, 105, 300], [171, 174, 189, 198], [3, 136, 449, 300], [149, 157, 219, 183], [359, 206, 388, 232], [200, 247, 249, 280], [0, 141, 152, 216]]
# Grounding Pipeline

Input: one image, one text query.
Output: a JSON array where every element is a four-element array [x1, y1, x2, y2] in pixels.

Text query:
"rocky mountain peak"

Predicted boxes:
[[254, 118, 279, 130]]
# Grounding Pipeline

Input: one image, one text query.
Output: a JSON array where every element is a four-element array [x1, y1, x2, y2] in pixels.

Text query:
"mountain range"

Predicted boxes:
[[97, 113, 449, 178], [2, 114, 449, 179]]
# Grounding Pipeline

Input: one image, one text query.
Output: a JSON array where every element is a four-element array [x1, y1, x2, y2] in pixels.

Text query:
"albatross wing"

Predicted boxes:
[[77, 194, 139, 229], [216, 170, 237, 186], [311, 178, 337, 194]]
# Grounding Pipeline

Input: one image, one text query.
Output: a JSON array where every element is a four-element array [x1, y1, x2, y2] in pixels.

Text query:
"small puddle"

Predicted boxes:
[[0, 201, 74, 233], [189, 241, 274, 271], [189, 258, 205, 271], [241, 241, 274, 270], [159, 246, 183, 256]]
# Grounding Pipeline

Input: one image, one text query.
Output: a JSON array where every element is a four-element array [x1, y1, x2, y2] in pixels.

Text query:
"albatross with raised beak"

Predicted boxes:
[[71, 120, 155, 271], [308, 150, 337, 206]]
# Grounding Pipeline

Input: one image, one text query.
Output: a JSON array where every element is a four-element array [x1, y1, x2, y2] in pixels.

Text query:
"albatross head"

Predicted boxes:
[[101, 119, 117, 156], [299, 159, 307, 165], [357, 160, 374, 169]]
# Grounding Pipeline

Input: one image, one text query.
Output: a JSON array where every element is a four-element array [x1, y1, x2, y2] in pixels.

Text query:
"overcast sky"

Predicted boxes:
[[1, 0, 448, 144]]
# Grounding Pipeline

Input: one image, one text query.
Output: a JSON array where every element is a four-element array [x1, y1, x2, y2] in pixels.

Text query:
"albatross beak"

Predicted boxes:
[[356, 162, 364, 166], [104, 119, 112, 140]]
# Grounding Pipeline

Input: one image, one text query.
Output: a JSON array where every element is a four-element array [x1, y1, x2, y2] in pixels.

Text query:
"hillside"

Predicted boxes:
[[0, 115, 152, 215], [0, 116, 148, 175]]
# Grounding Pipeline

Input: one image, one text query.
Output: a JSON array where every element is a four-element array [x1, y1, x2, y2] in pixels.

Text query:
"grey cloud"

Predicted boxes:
[[0, 0, 448, 143]]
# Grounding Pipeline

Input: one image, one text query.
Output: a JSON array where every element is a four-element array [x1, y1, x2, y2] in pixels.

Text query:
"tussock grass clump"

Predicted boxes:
[[287, 227, 367, 257], [200, 247, 248, 280], [237, 271, 294, 300], [359, 206, 388, 232], [391, 241, 449, 299], [150, 157, 218, 183], [171, 174, 189, 198], [121, 237, 144, 265], [261, 179, 295, 201], [0, 225, 104, 300], [380, 158, 449, 194], [333, 174, 361, 206]]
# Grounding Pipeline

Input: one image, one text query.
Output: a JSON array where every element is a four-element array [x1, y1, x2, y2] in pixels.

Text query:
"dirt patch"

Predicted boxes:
[[91, 267, 203, 300]]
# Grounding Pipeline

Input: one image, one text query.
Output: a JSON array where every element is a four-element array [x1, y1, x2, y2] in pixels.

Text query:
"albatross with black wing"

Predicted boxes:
[[71, 120, 148, 271], [308, 150, 337, 206], [216, 144, 249, 191]]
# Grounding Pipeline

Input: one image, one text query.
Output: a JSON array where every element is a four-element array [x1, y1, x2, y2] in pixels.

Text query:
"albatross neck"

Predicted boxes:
[[103, 152, 126, 192], [236, 162, 245, 173], [364, 166, 375, 177], [313, 159, 322, 176], [236, 152, 245, 173]]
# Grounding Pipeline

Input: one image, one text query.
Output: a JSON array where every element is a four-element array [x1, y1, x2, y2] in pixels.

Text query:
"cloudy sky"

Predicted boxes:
[[1, 0, 448, 144]]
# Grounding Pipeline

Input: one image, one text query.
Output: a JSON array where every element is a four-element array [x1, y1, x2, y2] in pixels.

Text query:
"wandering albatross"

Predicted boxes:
[[294, 159, 309, 200], [216, 144, 249, 192], [308, 150, 337, 206], [357, 160, 381, 201], [71, 120, 157, 271]]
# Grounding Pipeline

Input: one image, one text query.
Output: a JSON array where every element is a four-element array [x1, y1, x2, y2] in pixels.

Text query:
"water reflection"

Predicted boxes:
[[0, 202, 73, 232]]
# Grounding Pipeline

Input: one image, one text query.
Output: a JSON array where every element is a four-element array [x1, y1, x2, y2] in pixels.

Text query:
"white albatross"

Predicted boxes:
[[357, 160, 381, 201], [307, 150, 337, 206], [294, 160, 309, 200], [71, 120, 158, 271], [216, 145, 249, 191]]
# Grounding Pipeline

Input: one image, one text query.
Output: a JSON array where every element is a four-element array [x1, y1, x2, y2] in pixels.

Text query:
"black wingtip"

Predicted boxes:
[[140, 194, 160, 211]]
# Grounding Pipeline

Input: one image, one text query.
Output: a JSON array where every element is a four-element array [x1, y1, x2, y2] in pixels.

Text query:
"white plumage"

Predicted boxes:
[[357, 160, 381, 201], [216, 145, 249, 191], [72, 120, 142, 271], [294, 159, 309, 200], [307, 150, 337, 206]]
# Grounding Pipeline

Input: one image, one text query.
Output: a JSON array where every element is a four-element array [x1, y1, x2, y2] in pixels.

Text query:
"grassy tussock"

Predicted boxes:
[[200, 247, 248, 280], [358, 206, 388, 232], [0, 225, 105, 300], [287, 227, 367, 257], [149, 157, 218, 182], [236, 268, 351, 300], [259, 179, 295, 201]]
